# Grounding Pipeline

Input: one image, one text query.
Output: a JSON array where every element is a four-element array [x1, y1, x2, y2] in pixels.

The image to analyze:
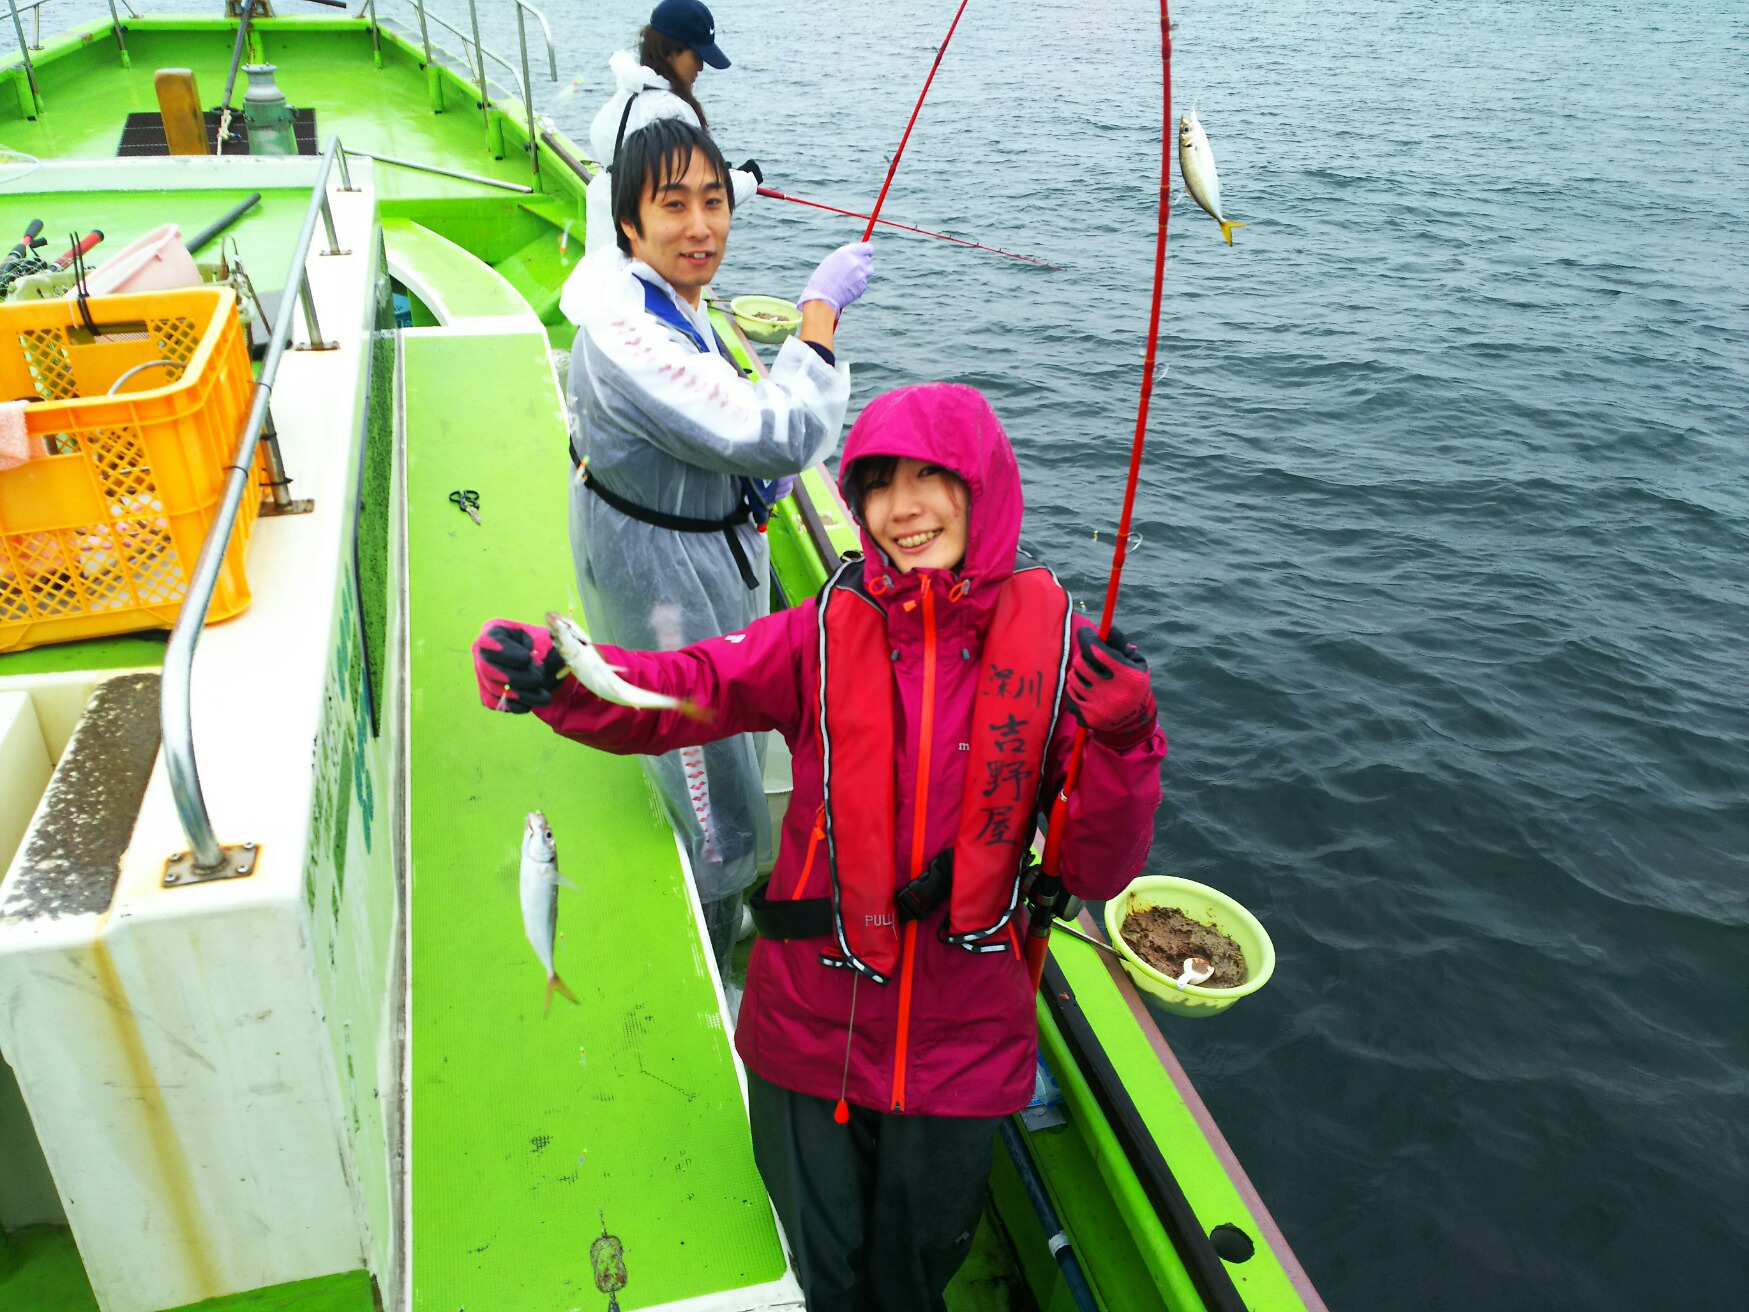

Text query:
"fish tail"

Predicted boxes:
[[546, 972, 579, 1015], [1220, 219, 1246, 247], [676, 699, 716, 723]]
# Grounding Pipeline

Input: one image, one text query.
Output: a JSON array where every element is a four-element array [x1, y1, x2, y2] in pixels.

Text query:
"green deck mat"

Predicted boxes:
[[403, 330, 785, 1310]]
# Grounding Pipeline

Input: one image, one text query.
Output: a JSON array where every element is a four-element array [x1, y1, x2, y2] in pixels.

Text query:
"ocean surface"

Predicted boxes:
[[49, 0, 1747, 1304], [552, 2, 1746, 1306]]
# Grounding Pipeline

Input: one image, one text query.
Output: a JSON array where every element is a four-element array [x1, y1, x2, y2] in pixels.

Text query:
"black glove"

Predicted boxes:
[[1064, 623, 1157, 748], [738, 158, 764, 185], [476, 623, 566, 713]]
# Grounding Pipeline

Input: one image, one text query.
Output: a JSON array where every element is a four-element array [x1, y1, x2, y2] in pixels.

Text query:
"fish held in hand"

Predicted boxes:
[[1178, 107, 1246, 246], [520, 811, 579, 1015], [544, 611, 711, 721]]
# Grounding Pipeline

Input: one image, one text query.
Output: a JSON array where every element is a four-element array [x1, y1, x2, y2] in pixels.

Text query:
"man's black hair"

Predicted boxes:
[[612, 117, 735, 256]]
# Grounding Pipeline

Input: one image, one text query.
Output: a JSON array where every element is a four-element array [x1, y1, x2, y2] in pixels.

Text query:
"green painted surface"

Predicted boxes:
[[0, 1226, 97, 1312], [381, 217, 530, 320], [0, 631, 166, 677], [403, 329, 785, 1309], [1, 23, 591, 210], [1045, 932, 1313, 1311], [163, 1269, 375, 1311]]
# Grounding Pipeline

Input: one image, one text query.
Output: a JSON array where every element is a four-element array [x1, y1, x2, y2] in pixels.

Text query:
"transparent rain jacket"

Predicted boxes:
[[568, 49, 758, 272], [565, 249, 849, 903]]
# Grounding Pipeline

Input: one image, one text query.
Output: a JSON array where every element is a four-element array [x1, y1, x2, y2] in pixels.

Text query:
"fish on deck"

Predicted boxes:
[[520, 810, 579, 1015]]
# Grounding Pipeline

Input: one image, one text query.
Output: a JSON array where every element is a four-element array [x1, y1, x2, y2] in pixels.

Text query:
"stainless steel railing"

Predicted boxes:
[[510, 0, 556, 188], [162, 136, 350, 876]]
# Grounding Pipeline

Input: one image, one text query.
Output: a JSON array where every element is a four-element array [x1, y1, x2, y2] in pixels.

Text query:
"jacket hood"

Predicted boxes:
[[838, 384, 1023, 595]]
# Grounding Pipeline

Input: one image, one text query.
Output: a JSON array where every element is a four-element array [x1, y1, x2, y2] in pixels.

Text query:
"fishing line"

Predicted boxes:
[[1026, 0, 1173, 991], [758, 185, 1059, 268], [861, 0, 974, 241]]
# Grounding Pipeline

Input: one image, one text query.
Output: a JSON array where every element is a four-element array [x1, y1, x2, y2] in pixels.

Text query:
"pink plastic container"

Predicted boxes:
[[73, 224, 201, 297]]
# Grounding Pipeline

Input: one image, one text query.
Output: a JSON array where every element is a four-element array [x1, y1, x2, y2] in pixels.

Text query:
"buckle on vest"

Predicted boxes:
[[895, 849, 953, 923]]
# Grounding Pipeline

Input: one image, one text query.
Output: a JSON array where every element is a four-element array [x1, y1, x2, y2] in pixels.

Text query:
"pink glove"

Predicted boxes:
[[1065, 624, 1157, 749], [797, 241, 874, 314], [473, 619, 567, 714]]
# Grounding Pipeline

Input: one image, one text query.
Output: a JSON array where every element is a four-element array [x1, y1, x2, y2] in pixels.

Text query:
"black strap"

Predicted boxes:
[[749, 849, 955, 941], [613, 91, 638, 167], [580, 467, 759, 591]]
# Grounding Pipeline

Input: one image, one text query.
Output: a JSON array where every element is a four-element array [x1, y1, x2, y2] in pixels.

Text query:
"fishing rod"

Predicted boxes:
[[757, 185, 1060, 269], [1025, 0, 1174, 990], [861, 0, 974, 240]]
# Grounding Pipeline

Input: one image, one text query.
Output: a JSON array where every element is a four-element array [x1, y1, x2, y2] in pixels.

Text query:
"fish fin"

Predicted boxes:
[[1220, 219, 1246, 247], [557, 874, 581, 892], [548, 973, 579, 1010]]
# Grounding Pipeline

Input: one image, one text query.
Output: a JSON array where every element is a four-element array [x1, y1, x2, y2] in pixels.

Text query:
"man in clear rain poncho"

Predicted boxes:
[[558, 116, 872, 974]]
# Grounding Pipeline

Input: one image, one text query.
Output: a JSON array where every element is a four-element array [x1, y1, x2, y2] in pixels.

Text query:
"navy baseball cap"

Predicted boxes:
[[650, 0, 730, 69]]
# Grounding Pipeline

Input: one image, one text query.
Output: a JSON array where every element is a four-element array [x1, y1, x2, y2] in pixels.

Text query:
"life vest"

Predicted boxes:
[[815, 555, 1072, 982]]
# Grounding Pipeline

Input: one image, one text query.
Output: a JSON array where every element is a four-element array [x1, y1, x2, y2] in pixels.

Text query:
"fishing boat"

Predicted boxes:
[[0, 5, 1326, 1310]]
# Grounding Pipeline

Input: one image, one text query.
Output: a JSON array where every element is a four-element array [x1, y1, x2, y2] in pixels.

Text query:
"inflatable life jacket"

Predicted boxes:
[[815, 554, 1072, 982]]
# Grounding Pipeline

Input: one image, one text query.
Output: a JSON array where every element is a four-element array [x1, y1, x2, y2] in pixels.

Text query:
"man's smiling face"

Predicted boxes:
[[621, 146, 730, 305]]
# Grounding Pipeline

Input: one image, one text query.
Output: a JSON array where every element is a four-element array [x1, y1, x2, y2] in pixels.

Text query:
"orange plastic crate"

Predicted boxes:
[[0, 288, 261, 654]]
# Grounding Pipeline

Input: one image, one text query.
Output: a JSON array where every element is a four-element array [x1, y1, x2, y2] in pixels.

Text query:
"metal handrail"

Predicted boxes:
[[162, 136, 348, 872], [510, 0, 556, 188], [5, 0, 41, 111]]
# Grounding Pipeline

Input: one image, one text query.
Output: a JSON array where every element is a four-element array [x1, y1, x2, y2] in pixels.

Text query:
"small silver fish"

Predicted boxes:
[[545, 611, 711, 721], [520, 811, 579, 1015], [1178, 106, 1245, 246]]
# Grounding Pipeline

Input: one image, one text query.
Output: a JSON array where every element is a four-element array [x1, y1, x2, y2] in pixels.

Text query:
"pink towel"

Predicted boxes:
[[0, 399, 46, 471]]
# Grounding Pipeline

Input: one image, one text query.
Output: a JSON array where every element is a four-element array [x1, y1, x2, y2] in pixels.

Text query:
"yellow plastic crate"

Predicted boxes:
[[0, 288, 260, 653]]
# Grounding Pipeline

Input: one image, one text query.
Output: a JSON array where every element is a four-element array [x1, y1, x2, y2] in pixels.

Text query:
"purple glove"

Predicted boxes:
[[474, 619, 566, 714], [769, 474, 798, 503], [1065, 624, 1156, 749], [797, 241, 874, 314]]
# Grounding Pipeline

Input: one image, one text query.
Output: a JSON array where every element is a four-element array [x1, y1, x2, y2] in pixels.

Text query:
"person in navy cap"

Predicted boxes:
[[569, 0, 762, 264]]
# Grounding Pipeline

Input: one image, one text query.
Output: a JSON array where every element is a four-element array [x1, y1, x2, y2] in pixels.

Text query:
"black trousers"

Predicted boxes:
[[748, 1070, 999, 1312]]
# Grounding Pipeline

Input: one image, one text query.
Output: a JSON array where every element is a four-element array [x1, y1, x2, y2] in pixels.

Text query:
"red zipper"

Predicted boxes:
[[791, 803, 827, 901], [891, 574, 936, 1112]]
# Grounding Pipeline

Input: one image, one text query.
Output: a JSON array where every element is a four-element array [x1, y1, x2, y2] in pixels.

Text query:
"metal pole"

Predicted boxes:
[[319, 192, 344, 255], [336, 144, 355, 191], [348, 149, 532, 193], [6, 0, 41, 115], [515, 6, 536, 188], [215, 0, 256, 156], [258, 409, 295, 510], [366, 0, 381, 66], [163, 139, 344, 871], [104, 0, 130, 66], [413, 0, 431, 66], [466, 0, 488, 128]]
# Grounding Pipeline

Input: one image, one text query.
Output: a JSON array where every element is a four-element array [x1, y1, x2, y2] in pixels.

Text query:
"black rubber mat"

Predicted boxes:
[[116, 108, 318, 157]]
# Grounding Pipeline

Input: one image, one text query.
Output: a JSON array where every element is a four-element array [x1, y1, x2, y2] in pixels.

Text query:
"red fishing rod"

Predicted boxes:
[[862, 0, 975, 239], [1025, 0, 1173, 989], [758, 185, 1061, 269]]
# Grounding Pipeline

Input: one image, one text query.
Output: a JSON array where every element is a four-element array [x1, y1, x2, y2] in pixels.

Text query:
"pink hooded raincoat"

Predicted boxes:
[[519, 384, 1165, 1117]]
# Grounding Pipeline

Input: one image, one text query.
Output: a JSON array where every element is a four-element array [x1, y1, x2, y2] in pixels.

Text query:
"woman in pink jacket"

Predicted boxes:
[[474, 383, 1164, 1310]]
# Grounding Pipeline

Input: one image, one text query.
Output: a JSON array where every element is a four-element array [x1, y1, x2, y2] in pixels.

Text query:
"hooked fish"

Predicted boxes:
[[520, 810, 579, 1015], [544, 611, 711, 721], [1177, 107, 1245, 246]]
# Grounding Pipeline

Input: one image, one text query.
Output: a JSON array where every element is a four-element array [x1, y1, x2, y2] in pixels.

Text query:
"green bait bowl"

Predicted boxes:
[[730, 295, 803, 344], [1104, 875, 1276, 1017]]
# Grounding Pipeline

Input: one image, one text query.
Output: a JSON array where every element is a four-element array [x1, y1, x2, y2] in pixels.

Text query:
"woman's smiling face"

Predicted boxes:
[[860, 457, 970, 573]]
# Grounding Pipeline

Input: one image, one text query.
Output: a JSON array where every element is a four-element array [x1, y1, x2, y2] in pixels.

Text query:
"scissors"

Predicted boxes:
[[448, 489, 481, 525]]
